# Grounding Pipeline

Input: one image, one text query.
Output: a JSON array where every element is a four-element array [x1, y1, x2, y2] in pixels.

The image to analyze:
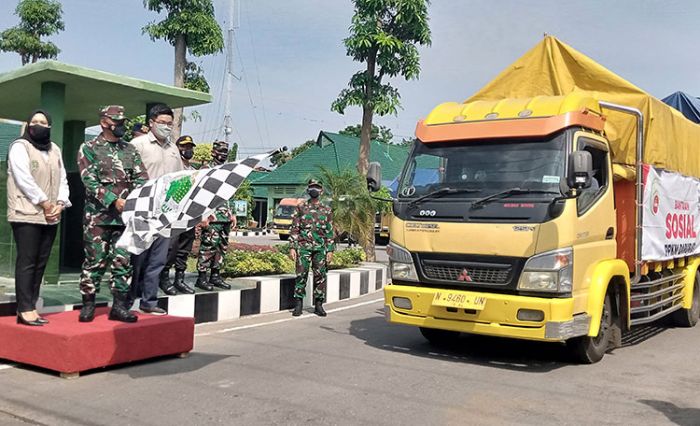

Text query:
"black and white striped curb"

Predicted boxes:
[[0, 263, 389, 325]]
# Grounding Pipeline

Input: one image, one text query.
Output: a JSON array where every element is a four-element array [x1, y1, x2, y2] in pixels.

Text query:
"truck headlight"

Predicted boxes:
[[387, 243, 418, 282], [517, 248, 573, 293]]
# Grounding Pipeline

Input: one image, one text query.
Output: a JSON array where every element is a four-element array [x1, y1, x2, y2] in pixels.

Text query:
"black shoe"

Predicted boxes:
[[159, 268, 177, 295], [314, 300, 327, 317], [109, 292, 138, 323], [292, 298, 303, 317], [139, 306, 167, 316], [173, 269, 195, 294], [195, 271, 214, 291], [79, 293, 96, 323], [209, 269, 231, 290], [36, 317, 49, 324], [16, 313, 43, 326]]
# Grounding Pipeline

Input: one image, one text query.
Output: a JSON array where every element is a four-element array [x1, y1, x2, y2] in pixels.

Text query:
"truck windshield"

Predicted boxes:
[[275, 205, 296, 217], [398, 134, 566, 202]]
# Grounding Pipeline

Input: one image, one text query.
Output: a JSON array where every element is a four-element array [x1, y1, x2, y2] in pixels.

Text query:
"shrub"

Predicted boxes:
[[275, 243, 291, 255], [221, 250, 294, 277], [329, 247, 366, 270], [229, 242, 277, 252]]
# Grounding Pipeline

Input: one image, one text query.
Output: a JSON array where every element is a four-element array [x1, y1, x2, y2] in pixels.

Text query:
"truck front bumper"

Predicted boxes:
[[384, 285, 590, 342]]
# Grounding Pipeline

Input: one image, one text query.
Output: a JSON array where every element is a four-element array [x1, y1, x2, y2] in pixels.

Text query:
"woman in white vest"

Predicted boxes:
[[7, 110, 71, 326]]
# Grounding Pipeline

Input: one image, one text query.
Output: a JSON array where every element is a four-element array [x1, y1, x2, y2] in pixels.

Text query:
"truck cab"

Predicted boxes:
[[371, 93, 699, 363]]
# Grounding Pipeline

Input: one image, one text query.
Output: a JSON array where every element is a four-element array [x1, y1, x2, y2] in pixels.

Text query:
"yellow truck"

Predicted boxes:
[[271, 198, 304, 240], [367, 37, 700, 363]]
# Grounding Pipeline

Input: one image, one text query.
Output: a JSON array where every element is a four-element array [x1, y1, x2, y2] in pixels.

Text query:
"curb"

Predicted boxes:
[[1, 263, 388, 325]]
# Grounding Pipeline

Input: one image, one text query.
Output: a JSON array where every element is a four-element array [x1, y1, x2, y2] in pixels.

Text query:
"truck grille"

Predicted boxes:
[[415, 253, 525, 289], [422, 263, 511, 284]]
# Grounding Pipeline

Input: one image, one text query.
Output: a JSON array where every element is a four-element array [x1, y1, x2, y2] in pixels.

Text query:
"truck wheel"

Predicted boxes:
[[279, 234, 289, 241], [568, 292, 614, 364], [419, 327, 459, 346], [672, 272, 700, 327]]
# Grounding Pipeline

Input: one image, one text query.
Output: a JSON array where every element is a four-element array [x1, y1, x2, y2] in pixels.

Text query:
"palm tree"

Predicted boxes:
[[317, 167, 378, 262]]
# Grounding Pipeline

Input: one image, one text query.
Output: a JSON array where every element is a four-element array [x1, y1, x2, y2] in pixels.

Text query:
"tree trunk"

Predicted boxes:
[[362, 231, 376, 262], [172, 34, 187, 141], [358, 49, 377, 261], [358, 105, 372, 176]]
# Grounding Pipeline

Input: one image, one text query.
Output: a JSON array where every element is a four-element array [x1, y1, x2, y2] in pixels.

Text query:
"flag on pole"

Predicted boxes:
[[116, 153, 269, 254]]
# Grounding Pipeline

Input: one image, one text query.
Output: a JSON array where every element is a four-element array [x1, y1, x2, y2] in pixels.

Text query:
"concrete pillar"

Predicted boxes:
[[40, 81, 65, 284], [60, 120, 87, 271]]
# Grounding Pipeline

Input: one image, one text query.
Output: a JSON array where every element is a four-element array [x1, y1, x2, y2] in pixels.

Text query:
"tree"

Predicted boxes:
[[332, 0, 431, 176], [270, 139, 315, 168], [0, 0, 64, 65], [192, 143, 212, 165], [184, 61, 210, 93], [227, 142, 238, 162], [317, 167, 382, 261], [339, 124, 394, 144], [143, 0, 224, 140]]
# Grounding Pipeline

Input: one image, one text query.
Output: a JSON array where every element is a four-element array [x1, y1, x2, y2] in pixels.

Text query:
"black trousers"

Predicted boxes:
[[165, 228, 196, 271], [11, 222, 58, 313]]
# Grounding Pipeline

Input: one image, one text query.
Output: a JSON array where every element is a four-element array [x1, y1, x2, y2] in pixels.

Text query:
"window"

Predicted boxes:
[[576, 138, 609, 214]]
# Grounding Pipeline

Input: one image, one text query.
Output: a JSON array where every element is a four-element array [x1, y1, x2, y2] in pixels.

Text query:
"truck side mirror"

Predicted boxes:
[[568, 151, 593, 190], [367, 162, 382, 192]]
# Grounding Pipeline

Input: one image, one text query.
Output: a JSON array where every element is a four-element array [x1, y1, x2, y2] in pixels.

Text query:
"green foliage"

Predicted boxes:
[[275, 243, 291, 255], [193, 143, 212, 164], [0, 0, 64, 65], [124, 114, 147, 142], [270, 139, 315, 168], [221, 250, 294, 278], [317, 167, 381, 259], [184, 61, 210, 92], [227, 142, 238, 162], [375, 185, 393, 214], [339, 124, 394, 144], [332, 0, 431, 117], [142, 0, 224, 57], [329, 248, 366, 270]]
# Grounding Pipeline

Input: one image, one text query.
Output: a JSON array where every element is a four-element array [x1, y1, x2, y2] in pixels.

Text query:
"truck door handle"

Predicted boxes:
[[605, 227, 614, 240]]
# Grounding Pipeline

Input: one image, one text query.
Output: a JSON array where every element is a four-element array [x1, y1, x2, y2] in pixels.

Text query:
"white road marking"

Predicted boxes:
[[195, 298, 384, 337]]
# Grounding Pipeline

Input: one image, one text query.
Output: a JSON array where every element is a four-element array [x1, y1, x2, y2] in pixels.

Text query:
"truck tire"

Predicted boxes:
[[279, 234, 289, 241], [672, 272, 700, 327], [567, 292, 614, 364], [419, 327, 460, 346]]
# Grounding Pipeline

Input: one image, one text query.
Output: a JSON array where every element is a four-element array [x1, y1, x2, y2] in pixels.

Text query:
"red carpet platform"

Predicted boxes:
[[0, 308, 194, 378]]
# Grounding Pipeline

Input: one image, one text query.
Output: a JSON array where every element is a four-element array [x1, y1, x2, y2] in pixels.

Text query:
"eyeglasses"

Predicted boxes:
[[153, 120, 174, 127]]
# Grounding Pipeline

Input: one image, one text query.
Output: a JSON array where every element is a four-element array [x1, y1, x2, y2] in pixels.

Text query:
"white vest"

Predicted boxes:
[[7, 139, 61, 224]]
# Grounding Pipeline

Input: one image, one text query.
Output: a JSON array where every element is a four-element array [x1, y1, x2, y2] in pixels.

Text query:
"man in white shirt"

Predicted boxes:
[[129, 104, 183, 315]]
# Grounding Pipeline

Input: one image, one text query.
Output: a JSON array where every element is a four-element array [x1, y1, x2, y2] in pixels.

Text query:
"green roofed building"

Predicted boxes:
[[251, 131, 409, 224]]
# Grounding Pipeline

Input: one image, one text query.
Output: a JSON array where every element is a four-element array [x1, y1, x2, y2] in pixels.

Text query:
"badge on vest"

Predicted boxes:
[[31, 160, 39, 171]]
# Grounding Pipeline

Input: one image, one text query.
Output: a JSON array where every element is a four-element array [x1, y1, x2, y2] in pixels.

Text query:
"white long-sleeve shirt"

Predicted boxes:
[[8, 142, 71, 207]]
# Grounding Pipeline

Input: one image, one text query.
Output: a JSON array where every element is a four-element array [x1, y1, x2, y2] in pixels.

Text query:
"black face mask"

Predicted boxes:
[[213, 153, 227, 164], [307, 188, 321, 199], [28, 124, 51, 145], [181, 149, 194, 160], [111, 122, 127, 138]]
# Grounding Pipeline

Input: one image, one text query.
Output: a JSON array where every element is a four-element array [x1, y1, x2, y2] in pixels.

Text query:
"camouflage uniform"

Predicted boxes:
[[77, 113, 148, 295], [289, 198, 335, 302], [197, 141, 234, 274]]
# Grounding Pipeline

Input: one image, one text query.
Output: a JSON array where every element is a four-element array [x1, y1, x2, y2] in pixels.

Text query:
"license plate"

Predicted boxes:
[[432, 291, 487, 310]]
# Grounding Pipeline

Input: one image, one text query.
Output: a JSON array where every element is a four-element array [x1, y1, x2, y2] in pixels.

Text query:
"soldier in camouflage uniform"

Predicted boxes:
[[289, 179, 335, 317], [195, 141, 234, 291], [77, 105, 148, 323]]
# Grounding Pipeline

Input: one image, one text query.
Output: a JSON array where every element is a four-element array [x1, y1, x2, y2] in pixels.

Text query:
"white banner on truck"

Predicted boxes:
[[642, 165, 700, 261]]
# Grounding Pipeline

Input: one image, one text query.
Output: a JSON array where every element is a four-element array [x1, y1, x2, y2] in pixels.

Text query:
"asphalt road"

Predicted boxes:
[[1, 294, 699, 425]]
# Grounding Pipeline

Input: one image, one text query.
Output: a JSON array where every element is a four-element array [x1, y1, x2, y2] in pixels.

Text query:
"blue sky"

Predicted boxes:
[[0, 0, 699, 157]]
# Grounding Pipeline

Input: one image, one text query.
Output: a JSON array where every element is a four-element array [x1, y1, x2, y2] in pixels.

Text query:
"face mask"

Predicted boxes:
[[181, 149, 194, 160], [111, 122, 126, 138], [307, 188, 321, 199], [152, 122, 173, 140], [28, 124, 51, 144]]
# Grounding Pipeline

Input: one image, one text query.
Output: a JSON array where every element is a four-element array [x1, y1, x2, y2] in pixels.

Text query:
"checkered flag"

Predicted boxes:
[[116, 152, 271, 254]]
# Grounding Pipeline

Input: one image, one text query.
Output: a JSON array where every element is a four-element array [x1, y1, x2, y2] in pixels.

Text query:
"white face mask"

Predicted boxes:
[[152, 122, 173, 141]]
